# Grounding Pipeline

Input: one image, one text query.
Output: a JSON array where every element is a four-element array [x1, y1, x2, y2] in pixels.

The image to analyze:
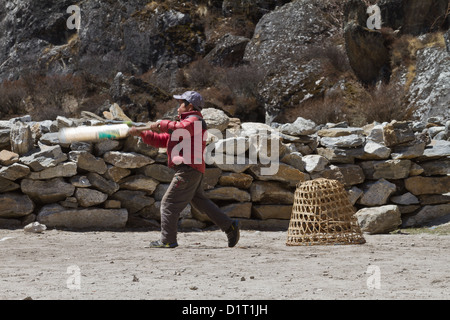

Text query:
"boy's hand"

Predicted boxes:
[[128, 127, 140, 136], [149, 121, 160, 132], [128, 121, 160, 136]]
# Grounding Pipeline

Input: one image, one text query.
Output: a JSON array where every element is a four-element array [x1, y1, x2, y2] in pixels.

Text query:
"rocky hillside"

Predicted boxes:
[[0, 0, 449, 125]]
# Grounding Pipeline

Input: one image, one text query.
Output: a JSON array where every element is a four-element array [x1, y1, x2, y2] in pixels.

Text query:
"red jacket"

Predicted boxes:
[[139, 111, 207, 173]]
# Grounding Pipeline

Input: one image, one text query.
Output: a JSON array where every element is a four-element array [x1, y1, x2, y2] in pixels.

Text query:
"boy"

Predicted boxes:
[[129, 91, 240, 248]]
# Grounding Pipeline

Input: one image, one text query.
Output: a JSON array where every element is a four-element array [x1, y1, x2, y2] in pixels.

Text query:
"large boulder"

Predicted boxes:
[[244, 0, 342, 123], [355, 205, 402, 234]]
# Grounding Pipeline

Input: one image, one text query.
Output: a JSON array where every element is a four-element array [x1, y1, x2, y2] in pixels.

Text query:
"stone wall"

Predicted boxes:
[[0, 110, 449, 233]]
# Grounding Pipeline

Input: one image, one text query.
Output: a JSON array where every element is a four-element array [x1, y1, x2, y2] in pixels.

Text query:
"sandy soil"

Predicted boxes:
[[1, 227, 449, 300]]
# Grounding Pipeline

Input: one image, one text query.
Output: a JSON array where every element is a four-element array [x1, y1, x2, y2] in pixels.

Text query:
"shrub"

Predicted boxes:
[[0, 80, 28, 119], [184, 58, 218, 89], [361, 82, 415, 124]]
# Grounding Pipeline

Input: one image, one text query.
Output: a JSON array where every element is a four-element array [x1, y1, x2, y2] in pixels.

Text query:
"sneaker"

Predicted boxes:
[[145, 240, 178, 248], [226, 220, 240, 248]]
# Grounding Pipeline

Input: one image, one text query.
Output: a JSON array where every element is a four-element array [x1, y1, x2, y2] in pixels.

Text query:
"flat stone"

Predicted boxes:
[[382, 121, 415, 147], [359, 179, 396, 206], [218, 172, 253, 189], [221, 202, 252, 219], [252, 204, 292, 220], [390, 192, 419, 205], [358, 140, 391, 160], [391, 142, 425, 159], [279, 117, 317, 136], [86, 172, 120, 195], [0, 163, 30, 181], [419, 193, 450, 205], [210, 155, 253, 173], [312, 164, 364, 187], [248, 163, 306, 187], [27, 162, 77, 180], [21, 178, 75, 204], [317, 127, 363, 137], [75, 188, 108, 207], [420, 158, 450, 176], [360, 160, 412, 180], [137, 164, 175, 183], [0, 177, 20, 193], [320, 134, 365, 148], [405, 176, 450, 195], [417, 140, 450, 161], [0, 193, 34, 218], [103, 165, 131, 182], [250, 181, 294, 204], [19, 145, 67, 172], [103, 151, 155, 169], [111, 190, 155, 214], [317, 147, 364, 163], [68, 151, 107, 174], [402, 204, 450, 228], [205, 187, 251, 202], [0, 150, 19, 166], [119, 174, 159, 195], [94, 139, 122, 156], [37, 204, 128, 229], [280, 152, 304, 171], [347, 186, 363, 205]]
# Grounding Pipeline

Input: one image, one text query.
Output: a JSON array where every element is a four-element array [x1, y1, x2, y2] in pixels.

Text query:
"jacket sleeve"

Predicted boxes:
[[139, 130, 170, 148], [159, 117, 197, 135]]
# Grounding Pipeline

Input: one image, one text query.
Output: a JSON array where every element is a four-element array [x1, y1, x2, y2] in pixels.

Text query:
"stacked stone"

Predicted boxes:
[[0, 111, 448, 233]]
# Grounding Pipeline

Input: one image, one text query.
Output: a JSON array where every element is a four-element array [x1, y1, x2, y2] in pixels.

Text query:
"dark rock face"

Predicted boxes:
[[344, 21, 391, 85], [0, 0, 75, 79], [343, 0, 449, 85], [0, 0, 206, 81], [204, 34, 250, 67], [110, 72, 171, 122], [379, 0, 449, 35], [0, 0, 448, 124]]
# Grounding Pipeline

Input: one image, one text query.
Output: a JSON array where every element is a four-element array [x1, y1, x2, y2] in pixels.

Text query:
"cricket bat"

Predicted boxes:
[[58, 122, 154, 143]]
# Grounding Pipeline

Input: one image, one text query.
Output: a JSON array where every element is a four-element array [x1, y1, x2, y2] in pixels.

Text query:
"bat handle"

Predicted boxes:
[[134, 126, 153, 132]]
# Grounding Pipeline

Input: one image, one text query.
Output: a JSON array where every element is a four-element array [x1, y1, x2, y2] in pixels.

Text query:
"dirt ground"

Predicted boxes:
[[1, 227, 449, 300]]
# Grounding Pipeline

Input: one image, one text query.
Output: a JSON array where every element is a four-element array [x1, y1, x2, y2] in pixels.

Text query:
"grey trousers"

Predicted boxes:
[[160, 164, 233, 244]]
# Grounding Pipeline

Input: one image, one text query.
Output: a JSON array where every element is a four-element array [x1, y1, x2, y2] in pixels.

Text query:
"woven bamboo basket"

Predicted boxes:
[[286, 178, 365, 246]]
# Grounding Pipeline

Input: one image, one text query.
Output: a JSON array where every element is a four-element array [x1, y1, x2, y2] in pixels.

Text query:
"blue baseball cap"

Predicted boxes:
[[173, 91, 204, 111]]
